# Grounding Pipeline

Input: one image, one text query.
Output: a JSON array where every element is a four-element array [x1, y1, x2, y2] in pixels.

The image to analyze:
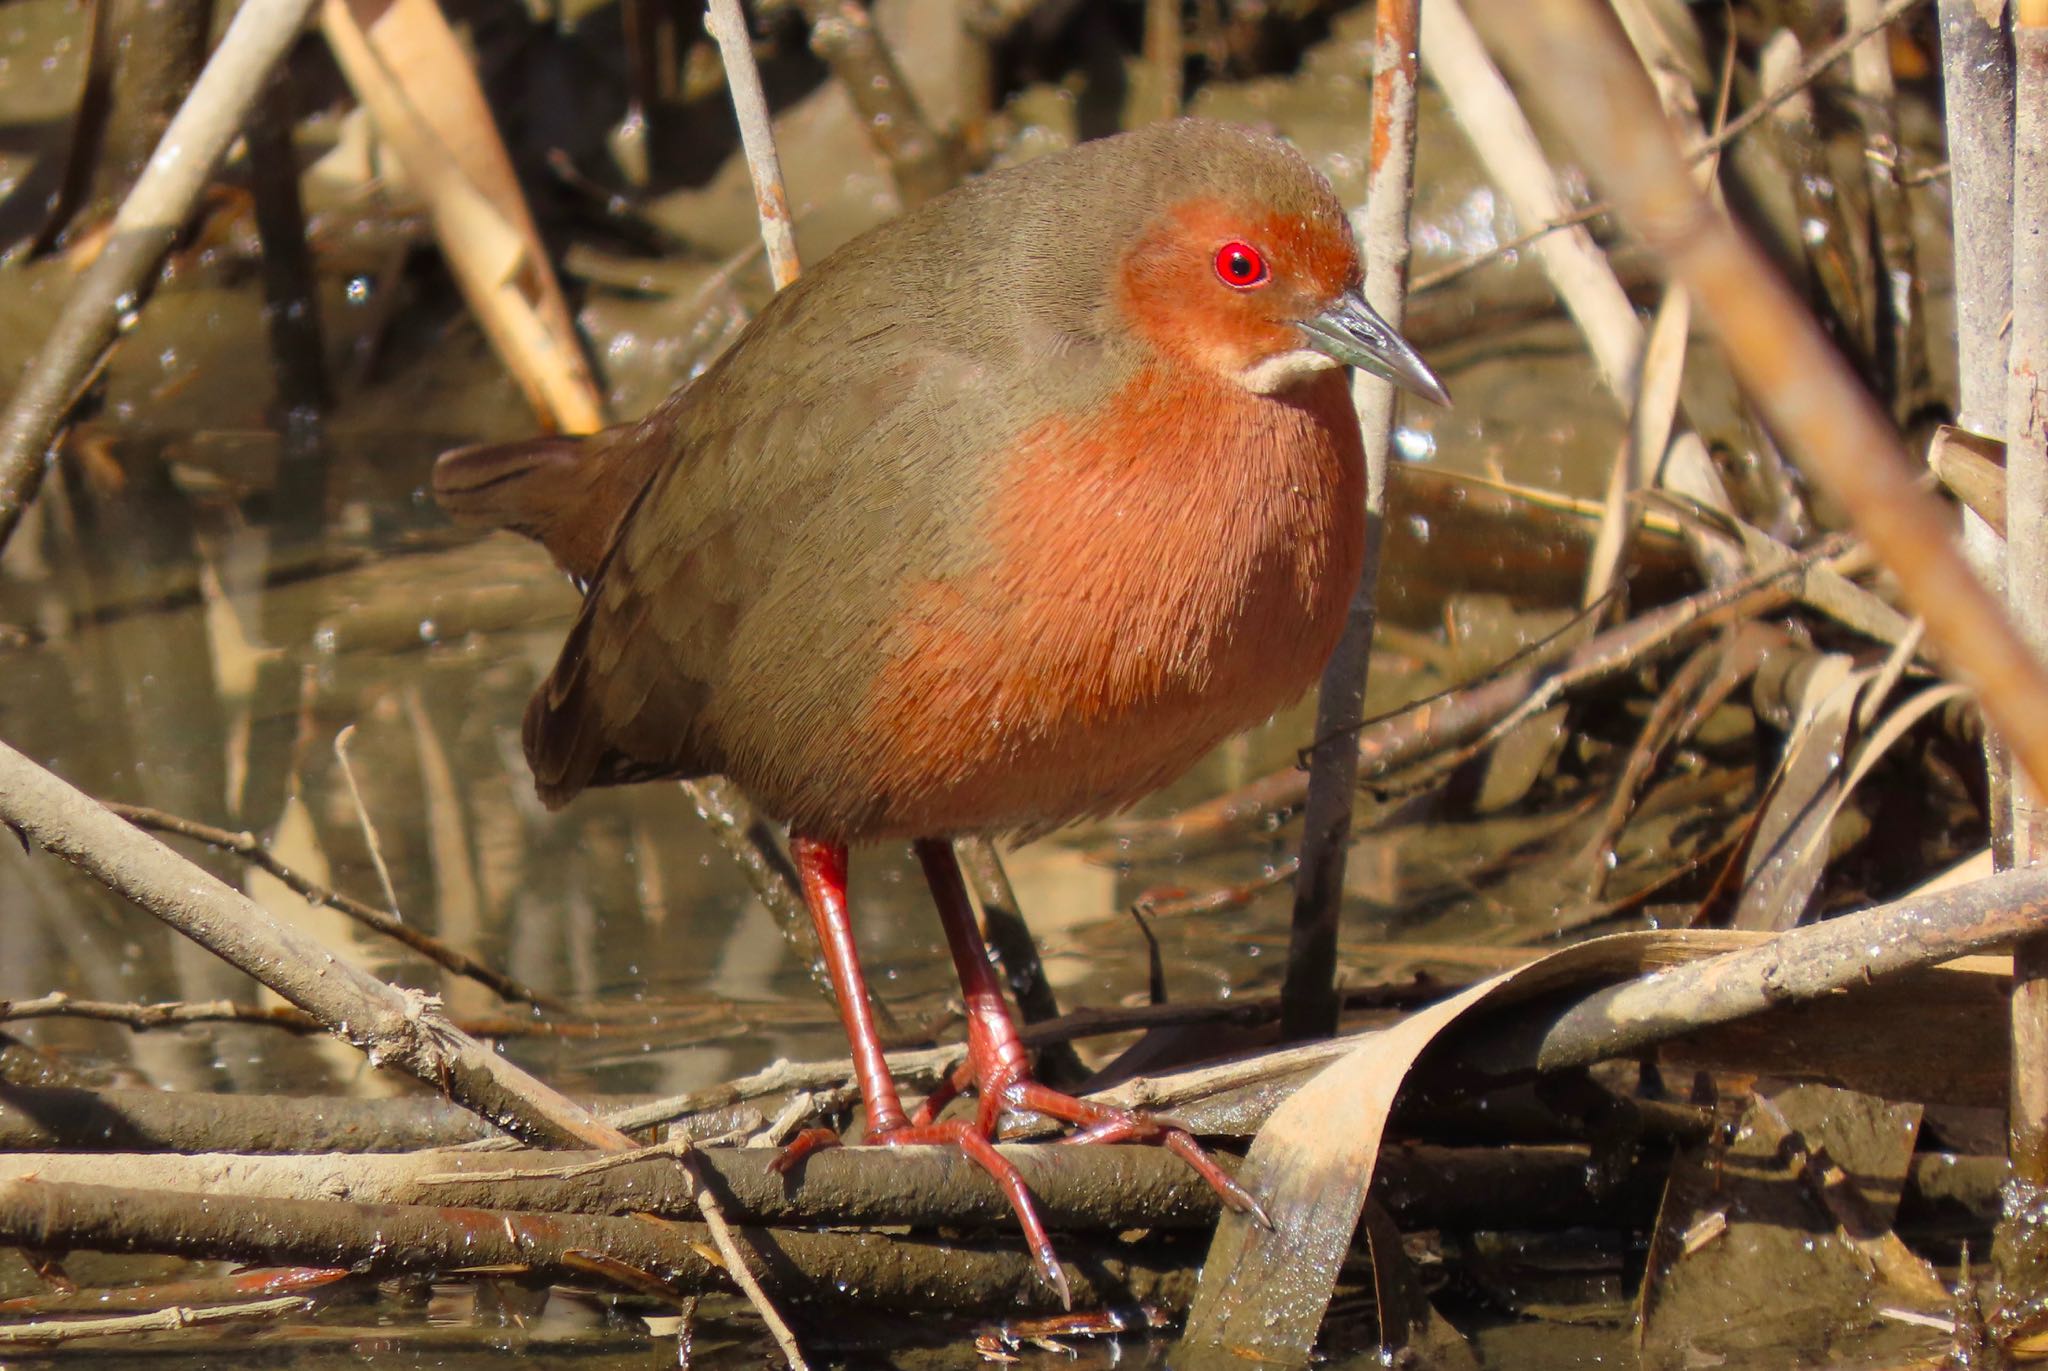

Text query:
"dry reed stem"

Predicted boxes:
[[2004, 0, 2048, 1190], [1415, 0, 1928, 295], [1422, 0, 1740, 585], [1939, 0, 2019, 875], [319, 0, 605, 433], [1284, 0, 1424, 1040], [0, 0, 321, 554], [706, 0, 802, 290]]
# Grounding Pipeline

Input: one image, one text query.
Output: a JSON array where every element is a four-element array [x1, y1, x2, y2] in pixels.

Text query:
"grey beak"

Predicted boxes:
[[1297, 291, 1451, 407]]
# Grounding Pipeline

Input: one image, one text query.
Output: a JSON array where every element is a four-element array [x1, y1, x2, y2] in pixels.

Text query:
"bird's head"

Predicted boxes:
[[1091, 122, 1449, 406]]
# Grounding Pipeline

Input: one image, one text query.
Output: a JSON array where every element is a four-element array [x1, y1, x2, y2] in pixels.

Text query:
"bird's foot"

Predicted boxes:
[[1000, 1078, 1270, 1229], [911, 1055, 1269, 1229], [770, 1114, 1071, 1308]]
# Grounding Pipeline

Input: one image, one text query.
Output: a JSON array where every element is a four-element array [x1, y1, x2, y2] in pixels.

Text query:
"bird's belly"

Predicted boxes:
[[893, 589, 1336, 839]]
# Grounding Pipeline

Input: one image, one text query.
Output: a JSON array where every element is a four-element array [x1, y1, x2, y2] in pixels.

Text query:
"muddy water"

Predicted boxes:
[[0, 0, 1949, 1364]]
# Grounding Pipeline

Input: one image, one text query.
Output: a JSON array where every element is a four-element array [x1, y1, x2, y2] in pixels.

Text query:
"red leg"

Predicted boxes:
[[781, 836, 1072, 1306], [791, 837, 910, 1134], [913, 838, 1270, 1228]]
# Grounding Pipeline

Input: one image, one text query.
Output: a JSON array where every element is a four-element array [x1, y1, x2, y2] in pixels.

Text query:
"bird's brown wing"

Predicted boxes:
[[521, 329, 1028, 813]]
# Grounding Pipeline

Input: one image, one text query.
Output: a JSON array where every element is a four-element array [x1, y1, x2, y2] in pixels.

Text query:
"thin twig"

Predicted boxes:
[[705, 0, 801, 291], [332, 724, 403, 924], [0, 991, 649, 1038], [104, 801, 567, 1011], [0, 0, 322, 554], [672, 15, 815, 1366], [0, 1293, 312, 1345], [0, 992, 319, 1031]]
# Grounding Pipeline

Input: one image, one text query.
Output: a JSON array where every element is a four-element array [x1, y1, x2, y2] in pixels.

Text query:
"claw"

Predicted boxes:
[[770, 1126, 843, 1176], [867, 1121, 1072, 1305]]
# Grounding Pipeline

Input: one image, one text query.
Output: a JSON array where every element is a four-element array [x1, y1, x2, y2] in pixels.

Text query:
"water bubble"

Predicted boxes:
[[1393, 426, 1436, 462]]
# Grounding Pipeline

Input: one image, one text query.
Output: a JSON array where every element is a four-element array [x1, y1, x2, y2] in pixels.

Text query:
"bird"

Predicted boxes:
[[434, 117, 1447, 1305]]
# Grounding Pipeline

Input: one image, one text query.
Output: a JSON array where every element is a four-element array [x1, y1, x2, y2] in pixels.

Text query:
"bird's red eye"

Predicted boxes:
[[1214, 241, 1268, 289]]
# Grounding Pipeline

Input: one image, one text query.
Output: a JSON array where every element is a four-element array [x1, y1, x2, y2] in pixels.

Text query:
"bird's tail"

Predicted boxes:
[[432, 419, 667, 585]]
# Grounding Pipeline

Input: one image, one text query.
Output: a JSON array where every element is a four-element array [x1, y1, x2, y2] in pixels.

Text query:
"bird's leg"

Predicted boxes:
[[912, 838, 1270, 1228], [778, 836, 1071, 1305], [786, 836, 911, 1136]]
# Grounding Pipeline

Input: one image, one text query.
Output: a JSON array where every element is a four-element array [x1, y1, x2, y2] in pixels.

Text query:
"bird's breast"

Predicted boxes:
[[852, 364, 1366, 839]]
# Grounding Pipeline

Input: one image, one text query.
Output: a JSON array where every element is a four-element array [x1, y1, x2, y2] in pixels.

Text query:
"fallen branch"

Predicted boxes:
[[0, 740, 626, 1150], [0, 1142, 1661, 1234], [0, 1179, 1197, 1316], [1455, 869, 2048, 1078]]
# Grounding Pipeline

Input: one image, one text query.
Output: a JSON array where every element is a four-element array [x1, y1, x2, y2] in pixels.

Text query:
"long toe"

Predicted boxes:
[[1006, 1082, 1268, 1228], [769, 1126, 844, 1175], [872, 1120, 1071, 1309], [1160, 1128, 1270, 1227]]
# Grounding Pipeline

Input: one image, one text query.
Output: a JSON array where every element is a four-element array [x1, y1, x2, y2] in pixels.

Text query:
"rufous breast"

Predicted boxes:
[[851, 362, 1366, 840]]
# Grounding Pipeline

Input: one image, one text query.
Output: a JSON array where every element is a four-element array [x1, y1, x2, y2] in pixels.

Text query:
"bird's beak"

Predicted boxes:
[[1297, 291, 1451, 407]]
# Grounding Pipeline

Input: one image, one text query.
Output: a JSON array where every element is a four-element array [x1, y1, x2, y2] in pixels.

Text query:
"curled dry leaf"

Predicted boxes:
[[1180, 868, 2048, 1366]]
